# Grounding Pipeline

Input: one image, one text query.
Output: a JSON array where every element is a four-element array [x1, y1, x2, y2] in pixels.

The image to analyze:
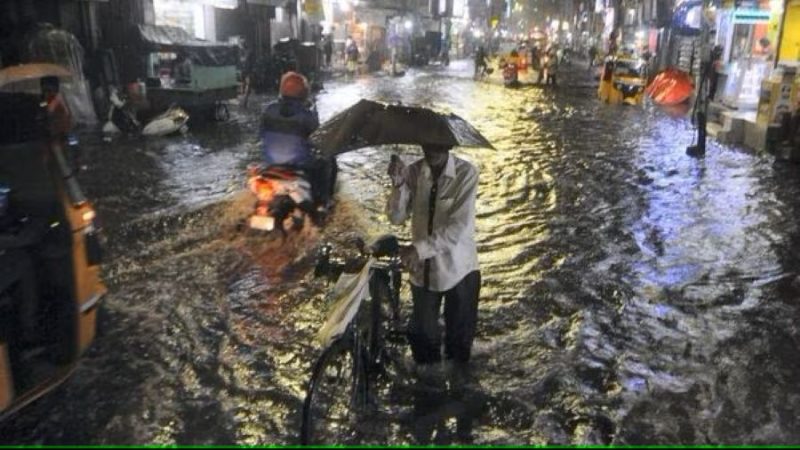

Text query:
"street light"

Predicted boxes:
[[405, 19, 413, 30]]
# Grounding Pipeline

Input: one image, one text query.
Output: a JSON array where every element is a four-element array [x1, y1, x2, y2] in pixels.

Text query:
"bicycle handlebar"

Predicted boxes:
[[314, 234, 403, 280]]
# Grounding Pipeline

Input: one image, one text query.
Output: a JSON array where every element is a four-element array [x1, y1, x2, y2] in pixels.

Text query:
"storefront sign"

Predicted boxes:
[[305, 0, 325, 22], [732, 9, 771, 24]]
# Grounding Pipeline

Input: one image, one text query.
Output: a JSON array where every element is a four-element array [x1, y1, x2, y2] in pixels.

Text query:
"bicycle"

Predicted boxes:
[[300, 235, 405, 445]]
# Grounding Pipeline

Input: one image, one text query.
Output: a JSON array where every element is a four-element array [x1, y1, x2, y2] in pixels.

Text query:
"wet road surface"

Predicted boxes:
[[3, 60, 800, 445]]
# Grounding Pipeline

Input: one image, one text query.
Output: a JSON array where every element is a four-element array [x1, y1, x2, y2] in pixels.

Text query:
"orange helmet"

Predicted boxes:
[[279, 71, 309, 99]]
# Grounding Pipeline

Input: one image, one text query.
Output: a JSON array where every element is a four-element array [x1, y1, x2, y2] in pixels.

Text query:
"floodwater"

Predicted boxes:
[[3, 60, 800, 445]]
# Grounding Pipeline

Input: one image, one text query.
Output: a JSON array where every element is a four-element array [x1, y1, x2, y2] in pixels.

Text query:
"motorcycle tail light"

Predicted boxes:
[[249, 176, 275, 201]]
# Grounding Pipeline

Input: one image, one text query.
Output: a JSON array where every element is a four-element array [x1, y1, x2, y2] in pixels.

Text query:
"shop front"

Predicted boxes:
[[715, 2, 777, 110], [711, 0, 800, 152]]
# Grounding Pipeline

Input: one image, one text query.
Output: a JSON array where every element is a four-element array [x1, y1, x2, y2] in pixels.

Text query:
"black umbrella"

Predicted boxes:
[[310, 99, 494, 156]]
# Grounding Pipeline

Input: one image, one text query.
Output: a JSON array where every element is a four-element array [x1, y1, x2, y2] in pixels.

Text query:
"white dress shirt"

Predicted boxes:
[[386, 153, 480, 292]]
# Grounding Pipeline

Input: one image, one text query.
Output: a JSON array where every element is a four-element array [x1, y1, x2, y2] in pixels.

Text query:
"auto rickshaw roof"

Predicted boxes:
[[136, 24, 239, 66]]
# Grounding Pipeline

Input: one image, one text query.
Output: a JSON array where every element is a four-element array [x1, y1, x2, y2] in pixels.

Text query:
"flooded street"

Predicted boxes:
[[3, 61, 800, 445]]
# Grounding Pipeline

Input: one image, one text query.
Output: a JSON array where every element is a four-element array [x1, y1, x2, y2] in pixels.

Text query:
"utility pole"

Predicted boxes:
[[687, 0, 712, 158]]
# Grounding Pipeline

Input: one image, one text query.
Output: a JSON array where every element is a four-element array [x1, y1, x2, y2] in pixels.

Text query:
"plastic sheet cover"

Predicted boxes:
[[137, 24, 239, 67], [26, 25, 97, 125]]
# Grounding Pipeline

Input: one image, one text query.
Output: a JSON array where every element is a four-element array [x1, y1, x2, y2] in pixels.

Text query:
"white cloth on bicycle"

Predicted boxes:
[[317, 258, 373, 346], [386, 153, 479, 292]]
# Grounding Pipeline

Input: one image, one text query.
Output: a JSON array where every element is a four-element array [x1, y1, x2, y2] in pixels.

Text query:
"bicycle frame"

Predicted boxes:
[[301, 238, 403, 444]]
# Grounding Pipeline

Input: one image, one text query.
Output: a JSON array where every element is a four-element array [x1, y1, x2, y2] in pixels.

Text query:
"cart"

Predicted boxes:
[[136, 24, 240, 121]]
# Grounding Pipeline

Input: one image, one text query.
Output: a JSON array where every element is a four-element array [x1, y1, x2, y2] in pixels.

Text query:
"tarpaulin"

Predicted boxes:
[[136, 24, 239, 67]]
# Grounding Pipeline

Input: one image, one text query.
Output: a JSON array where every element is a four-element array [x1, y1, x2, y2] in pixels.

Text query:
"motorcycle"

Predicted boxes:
[[142, 106, 190, 136], [245, 158, 337, 236], [246, 164, 315, 236], [102, 88, 189, 137], [501, 59, 519, 87]]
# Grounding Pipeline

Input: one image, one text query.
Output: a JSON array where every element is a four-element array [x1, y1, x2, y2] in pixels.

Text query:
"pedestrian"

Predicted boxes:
[[588, 45, 598, 68], [260, 72, 336, 210], [240, 41, 255, 108], [324, 34, 333, 68], [544, 46, 559, 85], [173, 51, 193, 85], [531, 45, 543, 84], [386, 144, 481, 380], [607, 29, 619, 57], [40, 76, 72, 141], [40, 75, 79, 168], [473, 45, 489, 79], [345, 38, 360, 74]]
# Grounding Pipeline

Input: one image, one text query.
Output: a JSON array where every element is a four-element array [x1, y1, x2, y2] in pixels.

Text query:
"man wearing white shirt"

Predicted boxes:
[[386, 145, 481, 370]]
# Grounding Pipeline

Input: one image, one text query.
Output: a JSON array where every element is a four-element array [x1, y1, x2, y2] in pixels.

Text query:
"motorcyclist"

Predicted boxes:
[[501, 49, 520, 85], [260, 71, 336, 211]]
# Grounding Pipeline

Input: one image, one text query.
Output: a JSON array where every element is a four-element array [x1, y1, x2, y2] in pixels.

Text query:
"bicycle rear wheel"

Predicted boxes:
[[300, 336, 367, 445]]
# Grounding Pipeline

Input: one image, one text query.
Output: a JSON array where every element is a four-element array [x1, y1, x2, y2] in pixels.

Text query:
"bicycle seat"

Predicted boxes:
[[368, 234, 398, 258]]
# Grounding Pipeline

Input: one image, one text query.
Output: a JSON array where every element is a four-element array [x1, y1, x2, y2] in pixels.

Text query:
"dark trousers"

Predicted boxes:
[[308, 156, 338, 206], [409, 271, 481, 365]]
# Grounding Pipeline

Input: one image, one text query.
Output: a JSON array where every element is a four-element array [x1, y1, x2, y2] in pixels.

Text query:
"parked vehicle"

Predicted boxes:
[[134, 24, 239, 121], [598, 55, 647, 105], [0, 91, 106, 419], [102, 88, 189, 136]]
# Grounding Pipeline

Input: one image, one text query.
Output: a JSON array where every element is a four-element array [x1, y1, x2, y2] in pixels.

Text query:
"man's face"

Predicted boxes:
[[422, 145, 450, 170]]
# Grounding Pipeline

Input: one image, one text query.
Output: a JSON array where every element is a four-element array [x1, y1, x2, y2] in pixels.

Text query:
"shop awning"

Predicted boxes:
[[136, 24, 239, 66]]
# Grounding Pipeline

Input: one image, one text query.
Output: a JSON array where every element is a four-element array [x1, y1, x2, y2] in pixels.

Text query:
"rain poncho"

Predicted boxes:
[[260, 98, 318, 167]]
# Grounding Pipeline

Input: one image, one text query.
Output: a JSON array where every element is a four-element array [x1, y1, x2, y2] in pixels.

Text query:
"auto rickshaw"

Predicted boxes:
[[0, 66, 105, 419], [598, 55, 647, 105]]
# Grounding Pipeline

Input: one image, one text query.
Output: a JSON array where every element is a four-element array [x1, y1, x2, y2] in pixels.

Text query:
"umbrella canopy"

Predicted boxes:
[[0, 63, 72, 90], [310, 99, 494, 156]]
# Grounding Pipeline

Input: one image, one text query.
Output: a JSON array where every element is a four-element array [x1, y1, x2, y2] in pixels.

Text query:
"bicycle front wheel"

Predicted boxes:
[[300, 336, 367, 445]]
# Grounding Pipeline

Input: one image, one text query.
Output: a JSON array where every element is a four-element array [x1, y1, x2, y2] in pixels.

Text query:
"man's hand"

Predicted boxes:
[[388, 154, 407, 187], [399, 244, 418, 269]]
